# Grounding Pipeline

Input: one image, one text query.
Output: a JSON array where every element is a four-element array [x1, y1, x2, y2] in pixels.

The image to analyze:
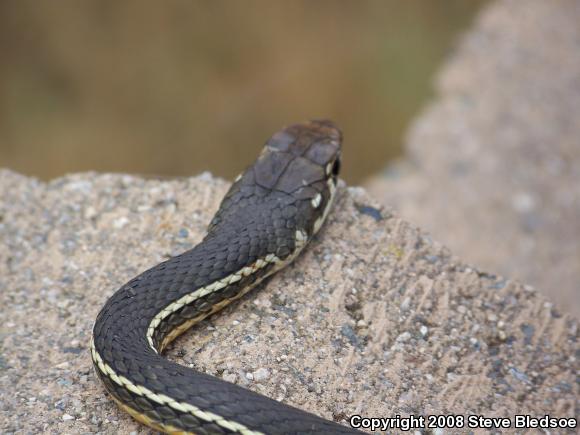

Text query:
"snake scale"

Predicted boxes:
[[91, 120, 364, 434]]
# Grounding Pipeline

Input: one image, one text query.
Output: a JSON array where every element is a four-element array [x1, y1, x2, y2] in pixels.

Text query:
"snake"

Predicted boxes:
[[90, 120, 364, 434]]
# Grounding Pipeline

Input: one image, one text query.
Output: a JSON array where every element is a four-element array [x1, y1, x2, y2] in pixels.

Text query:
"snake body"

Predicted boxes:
[[91, 120, 363, 434]]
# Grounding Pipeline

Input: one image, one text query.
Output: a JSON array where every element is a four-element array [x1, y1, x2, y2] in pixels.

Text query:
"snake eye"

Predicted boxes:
[[331, 157, 341, 177]]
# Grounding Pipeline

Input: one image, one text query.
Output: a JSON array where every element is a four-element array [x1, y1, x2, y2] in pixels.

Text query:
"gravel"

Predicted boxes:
[[0, 169, 577, 433]]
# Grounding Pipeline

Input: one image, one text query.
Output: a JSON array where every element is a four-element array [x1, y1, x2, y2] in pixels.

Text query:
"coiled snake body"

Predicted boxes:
[[91, 120, 363, 434]]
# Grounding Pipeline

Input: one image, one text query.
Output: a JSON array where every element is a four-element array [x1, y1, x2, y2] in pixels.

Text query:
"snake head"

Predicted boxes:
[[256, 119, 342, 236], [263, 119, 342, 189], [209, 120, 342, 241]]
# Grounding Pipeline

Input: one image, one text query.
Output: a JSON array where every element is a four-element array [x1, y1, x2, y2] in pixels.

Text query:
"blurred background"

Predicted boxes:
[[0, 0, 486, 184]]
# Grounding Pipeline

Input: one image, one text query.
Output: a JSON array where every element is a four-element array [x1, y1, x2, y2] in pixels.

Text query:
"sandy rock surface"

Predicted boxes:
[[367, 0, 580, 317], [0, 169, 577, 434]]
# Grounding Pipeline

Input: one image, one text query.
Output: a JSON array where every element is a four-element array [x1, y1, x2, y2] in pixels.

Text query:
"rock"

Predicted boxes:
[[0, 169, 577, 433], [252, 368, 271, 382], [367, 0, 580, 317]]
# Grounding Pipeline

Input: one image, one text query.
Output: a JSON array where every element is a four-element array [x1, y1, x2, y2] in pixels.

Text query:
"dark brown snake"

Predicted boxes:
[[91, 120, 364, 434]]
